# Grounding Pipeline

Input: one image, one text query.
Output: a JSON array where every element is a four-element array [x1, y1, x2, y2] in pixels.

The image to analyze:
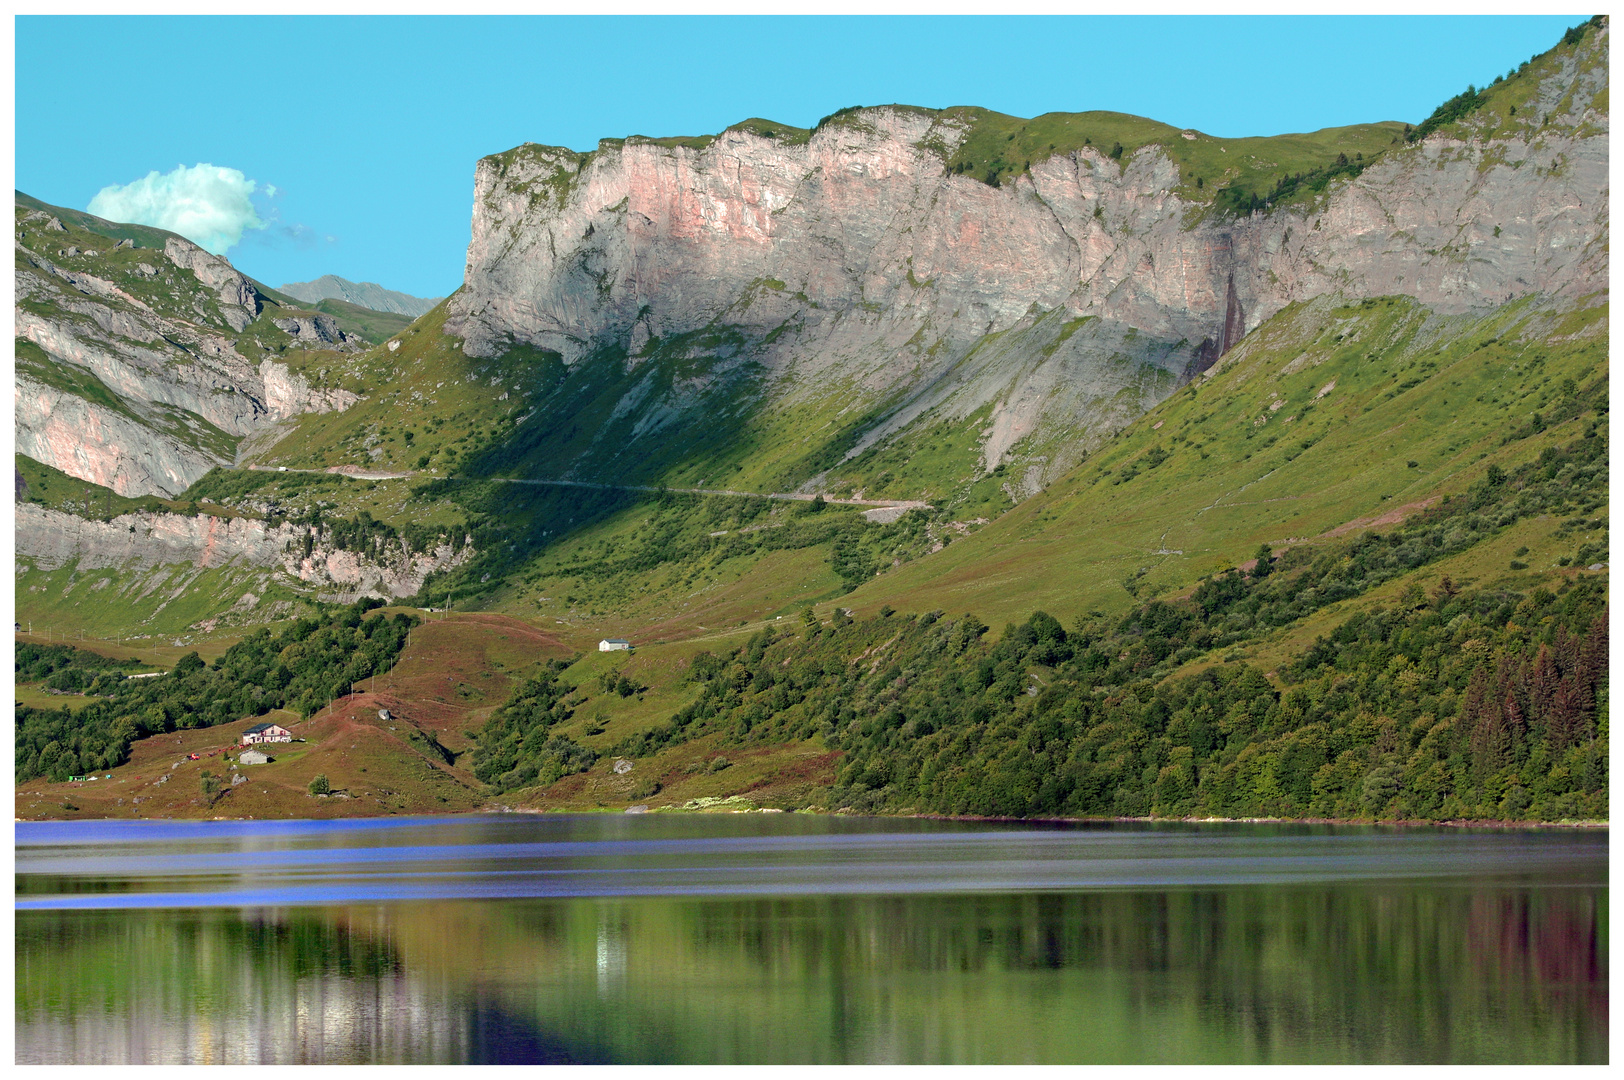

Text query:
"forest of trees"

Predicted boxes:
[[609, 576, 1605, 823], [471, 658, 597, 791], [602, 426, 1608, 822], [15, 600, 417, 783], [16, 642, 140, 694]]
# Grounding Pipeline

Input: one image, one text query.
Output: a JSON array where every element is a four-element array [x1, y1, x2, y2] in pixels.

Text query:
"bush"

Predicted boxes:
[[308, 774, 330, 796]]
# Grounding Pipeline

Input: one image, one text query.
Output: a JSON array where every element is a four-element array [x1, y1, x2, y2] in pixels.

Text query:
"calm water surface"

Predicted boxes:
[[14, 815, 1607, 1064]]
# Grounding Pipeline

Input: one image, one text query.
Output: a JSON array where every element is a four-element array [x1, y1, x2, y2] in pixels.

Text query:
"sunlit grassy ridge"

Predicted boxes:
[[840, 294, 1608, 630], [16, 194, 413, 352], [14, 559, 314, 643]]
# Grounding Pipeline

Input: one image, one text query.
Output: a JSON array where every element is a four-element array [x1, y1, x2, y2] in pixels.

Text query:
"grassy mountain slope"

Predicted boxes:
[[248, 299, 522, 473], [15, 20, 1608, 823], [16, 191, 417, 346], [269, 286, 1603, 652], [253, 298, 1033, 514], [839, 293, 1608, 629]]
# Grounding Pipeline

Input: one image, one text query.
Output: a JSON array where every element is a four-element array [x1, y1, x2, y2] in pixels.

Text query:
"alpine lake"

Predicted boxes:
[[14, 814, 1607, 1064]]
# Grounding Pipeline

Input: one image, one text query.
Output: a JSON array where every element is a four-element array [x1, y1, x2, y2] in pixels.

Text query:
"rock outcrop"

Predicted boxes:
[[256, 359, 362, 418], [270, 313, 365, 352], [14, 375, 223, 495], [163, 236, 261, 331], [14, 202, 365, 497], [16, 501, 473, 601], [446, 26, 1606, 494]]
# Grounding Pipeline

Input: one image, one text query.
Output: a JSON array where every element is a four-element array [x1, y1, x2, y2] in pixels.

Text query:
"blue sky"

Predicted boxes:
[[16, 15, 1583, 299]]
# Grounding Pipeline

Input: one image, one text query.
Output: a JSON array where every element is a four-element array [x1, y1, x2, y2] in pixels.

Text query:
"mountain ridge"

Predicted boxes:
[[434, 23, 1603, 506], [279, 274, 443, 318], [12, 17, 1609, 825]]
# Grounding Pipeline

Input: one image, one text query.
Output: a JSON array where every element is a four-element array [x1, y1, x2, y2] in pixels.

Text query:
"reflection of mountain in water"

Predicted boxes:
[[11, 908, 602, 1064], [15, 883, 1608, 1064]]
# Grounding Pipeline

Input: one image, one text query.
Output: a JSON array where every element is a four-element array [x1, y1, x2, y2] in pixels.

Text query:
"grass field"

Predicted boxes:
[[13, 558, 317, 643], [835, 294, 1608, 632]]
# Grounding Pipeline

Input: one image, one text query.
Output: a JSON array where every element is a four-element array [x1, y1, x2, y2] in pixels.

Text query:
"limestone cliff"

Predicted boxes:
[[15, 501, 472, 602], [14, 201, 363, 498], [446, 24, 1606, 495]]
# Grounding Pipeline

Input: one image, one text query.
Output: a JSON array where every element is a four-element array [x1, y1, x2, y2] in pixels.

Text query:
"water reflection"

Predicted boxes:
[[14, 818, 1607, 1064]]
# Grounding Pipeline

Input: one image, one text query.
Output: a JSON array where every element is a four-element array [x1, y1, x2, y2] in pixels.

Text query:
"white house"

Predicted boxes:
[[599, 639, 630, 652], [241, 722, 293, 745]]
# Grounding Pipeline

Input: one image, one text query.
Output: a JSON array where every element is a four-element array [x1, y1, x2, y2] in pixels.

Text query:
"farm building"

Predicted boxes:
[[599, 639, 631, 652], [241, 722, 293, 745], [238, 749, 271, 765]]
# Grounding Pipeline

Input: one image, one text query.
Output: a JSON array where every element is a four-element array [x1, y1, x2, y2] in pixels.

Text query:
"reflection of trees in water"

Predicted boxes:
[[16, 907, 512, 1064], [445, 888, 1605, 1063], [17, 885, 1607, 1064], [1154, 888, 1607, 1063], [1466, 890, 1608, 1022]]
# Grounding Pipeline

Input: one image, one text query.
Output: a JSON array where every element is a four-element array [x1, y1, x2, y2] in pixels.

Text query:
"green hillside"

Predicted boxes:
[[843, 293, 1608, 629], [14, 18, 1608, 824], [15, 192, 419, 347], [418, 286, 1607, 824]]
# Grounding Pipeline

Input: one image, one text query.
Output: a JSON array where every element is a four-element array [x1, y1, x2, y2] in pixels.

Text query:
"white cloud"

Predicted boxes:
[[87, 163, 267, 254]]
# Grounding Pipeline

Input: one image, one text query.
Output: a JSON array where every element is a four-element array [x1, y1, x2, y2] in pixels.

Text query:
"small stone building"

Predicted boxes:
[[238, 749, 271, 765]]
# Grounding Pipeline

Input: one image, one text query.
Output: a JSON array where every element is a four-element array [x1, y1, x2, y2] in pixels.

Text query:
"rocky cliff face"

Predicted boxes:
[[16, 501, 472, 602], [446, 26, 1606, 495], [14, 203, 363, 497], [14, 376, 224, 497]]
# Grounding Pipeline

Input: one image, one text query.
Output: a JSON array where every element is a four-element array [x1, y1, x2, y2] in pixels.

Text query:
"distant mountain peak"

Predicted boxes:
[[278, 275, 441, 318]]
